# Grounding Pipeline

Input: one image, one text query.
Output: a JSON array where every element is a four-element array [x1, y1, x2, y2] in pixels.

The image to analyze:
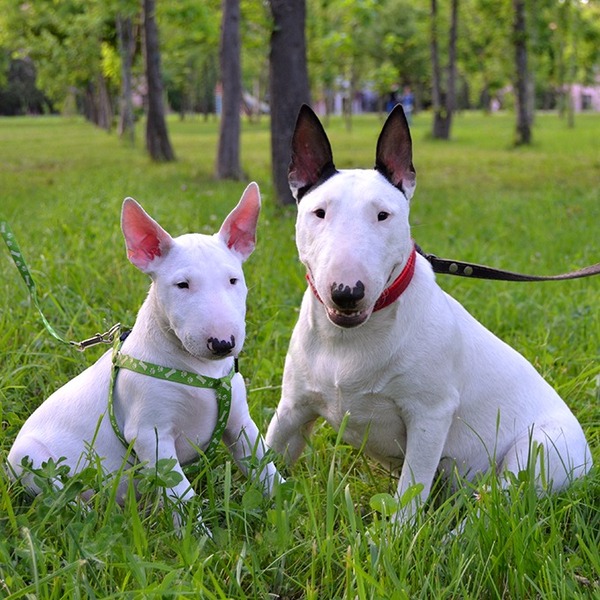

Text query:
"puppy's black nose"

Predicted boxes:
[[207, 335, 236, 356], [330, 280, 365, 309]]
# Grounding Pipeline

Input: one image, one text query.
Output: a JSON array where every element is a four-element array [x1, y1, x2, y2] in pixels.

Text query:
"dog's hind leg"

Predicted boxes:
[[499, 421, 592, 492], [7, 437, 65, 494]]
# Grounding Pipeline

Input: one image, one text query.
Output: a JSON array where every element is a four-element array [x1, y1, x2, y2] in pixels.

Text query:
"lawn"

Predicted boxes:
[[0, 111, 599, 598]]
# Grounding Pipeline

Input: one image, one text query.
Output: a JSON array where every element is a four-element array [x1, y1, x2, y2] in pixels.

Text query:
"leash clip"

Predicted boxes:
[[71, 323, 122, 352]]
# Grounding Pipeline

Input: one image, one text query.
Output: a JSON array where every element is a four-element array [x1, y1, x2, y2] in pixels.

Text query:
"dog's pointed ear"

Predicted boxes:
[[288, 104, 338, 201], [218, 181, 261, 261], [121, 198, 173, 273], [375, 104, 416, 201]]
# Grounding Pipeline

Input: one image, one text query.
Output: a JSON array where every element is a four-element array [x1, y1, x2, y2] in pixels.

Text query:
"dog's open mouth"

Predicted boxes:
[[326, 307, 370, 328]]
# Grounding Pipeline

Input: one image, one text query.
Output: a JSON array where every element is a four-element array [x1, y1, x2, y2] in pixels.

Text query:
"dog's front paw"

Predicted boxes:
[[170, 500, 213, 540]]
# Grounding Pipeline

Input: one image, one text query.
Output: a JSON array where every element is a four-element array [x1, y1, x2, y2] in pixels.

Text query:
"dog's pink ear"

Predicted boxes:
[[288, 104, 338, 201], [375, 104, 417, 201], [218, 182, 261, 261], [121, 198, 173, 272]]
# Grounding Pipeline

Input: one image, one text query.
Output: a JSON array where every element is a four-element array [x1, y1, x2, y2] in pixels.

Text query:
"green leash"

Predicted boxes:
[[1, 220, 91, 348], [2, 219, 233, 460]]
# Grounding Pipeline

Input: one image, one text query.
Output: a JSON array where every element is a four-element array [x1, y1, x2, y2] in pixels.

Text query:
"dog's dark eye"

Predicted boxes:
[[176, 281, 189, 289], [230, 278, 238, 285], [313, 208, 326, 219], [377, 211, 390, 222]]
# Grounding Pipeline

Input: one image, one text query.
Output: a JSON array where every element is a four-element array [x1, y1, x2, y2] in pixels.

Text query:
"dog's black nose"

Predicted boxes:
[[207, 335, 236, 356], [330, 280, 365, 309]]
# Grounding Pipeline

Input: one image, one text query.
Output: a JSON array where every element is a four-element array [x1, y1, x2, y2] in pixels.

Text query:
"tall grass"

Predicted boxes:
[[0, 111, 599, 598]]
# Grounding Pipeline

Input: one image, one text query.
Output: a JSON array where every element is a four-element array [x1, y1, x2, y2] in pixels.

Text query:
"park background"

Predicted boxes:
[[1, 1, 600, 598]]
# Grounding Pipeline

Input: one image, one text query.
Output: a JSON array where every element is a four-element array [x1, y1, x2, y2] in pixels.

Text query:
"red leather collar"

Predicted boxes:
[[306, 243, 417, 313]]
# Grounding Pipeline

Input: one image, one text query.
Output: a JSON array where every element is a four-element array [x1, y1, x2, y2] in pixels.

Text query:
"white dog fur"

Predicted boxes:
[[265, 105, 592, 522], [8, 182, 280, 525]]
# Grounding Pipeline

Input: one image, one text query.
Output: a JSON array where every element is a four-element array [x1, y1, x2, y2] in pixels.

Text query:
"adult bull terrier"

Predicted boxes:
[[265, 105, 592, 523], [8, 183, 281, 526]]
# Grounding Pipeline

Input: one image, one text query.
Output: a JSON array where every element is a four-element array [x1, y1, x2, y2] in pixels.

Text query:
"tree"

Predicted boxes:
[[306, 0, 376, 129], [0, 57, 50, 115], [116, 14, 136, 144], [365, 0, 430, 111], [158, 0, 220, 117], [269, 0, 311, 205], [431, 0, 459, 139], [239, 0, 271, 123], [0, 0, 116, 125], [216, 0, 243, 180], [459, 0, 510, 112], [512, 0, 532, 144], [143, 0, 175, 161]]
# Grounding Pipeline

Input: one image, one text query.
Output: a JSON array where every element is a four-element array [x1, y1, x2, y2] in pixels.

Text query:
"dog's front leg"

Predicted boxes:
[[224, 419, 283, 495], [394, 397, 458, 524], [133, 429, 196, 528], [265, 399, 318, 466], [223, 376, 284, 495]]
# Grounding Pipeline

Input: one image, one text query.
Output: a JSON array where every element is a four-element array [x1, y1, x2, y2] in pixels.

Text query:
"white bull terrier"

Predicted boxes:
[[8, 182, 281, 526], [265, 105, 592, 523]]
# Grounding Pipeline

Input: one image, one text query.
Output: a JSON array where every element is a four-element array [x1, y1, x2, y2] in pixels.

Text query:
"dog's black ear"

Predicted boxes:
[[289, 104, 338, 202], [375, 104, 416, 201]]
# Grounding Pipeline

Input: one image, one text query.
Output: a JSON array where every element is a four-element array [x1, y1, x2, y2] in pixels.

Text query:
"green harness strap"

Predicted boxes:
[[108, 333, 235, 462]]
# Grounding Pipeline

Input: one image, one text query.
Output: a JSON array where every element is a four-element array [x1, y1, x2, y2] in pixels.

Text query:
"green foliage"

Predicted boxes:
[[0, 0, 114, 105], [0, 112, 599, 597], [158, 0, 221, 114], [2, 0, 600, 117]]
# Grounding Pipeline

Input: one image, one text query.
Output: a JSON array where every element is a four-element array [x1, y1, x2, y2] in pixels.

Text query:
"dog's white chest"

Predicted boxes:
[[302, 343, 409, 469], [116, 374, 221, 463]]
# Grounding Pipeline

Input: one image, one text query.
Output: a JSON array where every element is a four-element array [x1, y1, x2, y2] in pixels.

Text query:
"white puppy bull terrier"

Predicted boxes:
[[8, 182, 281, 525], [265, 105, 592, 523]]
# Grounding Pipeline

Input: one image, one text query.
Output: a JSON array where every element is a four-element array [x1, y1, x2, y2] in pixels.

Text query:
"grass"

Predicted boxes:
[[0, 110, 599, 598]]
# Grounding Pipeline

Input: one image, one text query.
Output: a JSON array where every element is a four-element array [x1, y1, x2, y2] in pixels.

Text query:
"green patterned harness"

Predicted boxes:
[[108, 332, 235, 461]]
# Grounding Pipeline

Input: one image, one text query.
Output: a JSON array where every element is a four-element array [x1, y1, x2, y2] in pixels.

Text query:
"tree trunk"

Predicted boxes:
[[447, 0, 458, 121], [431, 0, 458, 140], [82, 82, 97, 125], [512, 0, 532, 145], [82, 77, 112, 131], [216, 0, 243, 180], [96, 74, 113, 131], [143, 0, 175, 161], [269, 0, 311, 205], [117, 15, 135, 145]]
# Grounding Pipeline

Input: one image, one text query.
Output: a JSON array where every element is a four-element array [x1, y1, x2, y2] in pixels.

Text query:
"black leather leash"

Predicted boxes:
[[415, 244, 600, 283]]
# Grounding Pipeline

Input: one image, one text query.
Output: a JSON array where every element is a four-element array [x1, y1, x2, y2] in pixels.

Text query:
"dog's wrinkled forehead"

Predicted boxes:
[[299, 168, 408, 208], [171, 233, 243, 271]]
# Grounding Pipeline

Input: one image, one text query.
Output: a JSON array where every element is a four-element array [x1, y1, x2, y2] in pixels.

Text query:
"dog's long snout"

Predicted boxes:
[[207, 335, 236, 356], [330, 281, 365, 309]]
